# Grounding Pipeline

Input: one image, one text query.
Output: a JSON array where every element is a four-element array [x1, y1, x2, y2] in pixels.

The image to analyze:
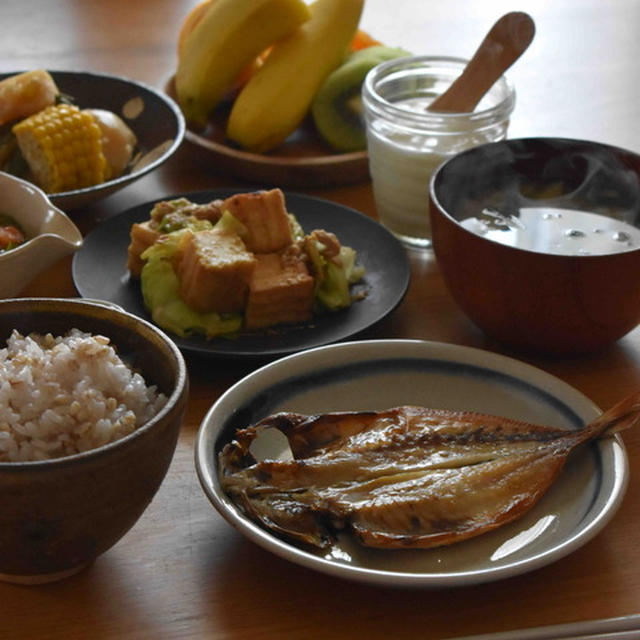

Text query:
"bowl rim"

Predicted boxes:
[[429, 135, 640, 259], [0, 69, 186, 199], [0, 297, 188, 469], [362, 55, 516, 128], [0, 171, 83, 260]]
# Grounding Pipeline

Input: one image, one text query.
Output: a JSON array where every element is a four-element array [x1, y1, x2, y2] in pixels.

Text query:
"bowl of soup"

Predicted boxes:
[[429, 137, 640, 355]]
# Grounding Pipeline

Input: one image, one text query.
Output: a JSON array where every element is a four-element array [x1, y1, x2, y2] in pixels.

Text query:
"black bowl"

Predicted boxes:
[[0, 70, 185, 209]]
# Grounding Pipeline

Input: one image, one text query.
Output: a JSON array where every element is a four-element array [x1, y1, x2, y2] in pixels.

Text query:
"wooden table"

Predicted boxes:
[[2, 1, 640, 638]]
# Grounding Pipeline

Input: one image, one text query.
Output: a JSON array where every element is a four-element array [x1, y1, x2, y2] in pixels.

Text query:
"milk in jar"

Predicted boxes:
[[363, 57, 515, 249]]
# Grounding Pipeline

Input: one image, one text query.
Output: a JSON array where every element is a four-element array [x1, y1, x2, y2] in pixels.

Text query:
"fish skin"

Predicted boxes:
[[218, 394, 640, 550]]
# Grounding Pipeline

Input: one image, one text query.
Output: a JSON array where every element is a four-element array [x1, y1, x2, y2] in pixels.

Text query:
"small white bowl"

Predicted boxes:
[[0, 171, 83, 297]]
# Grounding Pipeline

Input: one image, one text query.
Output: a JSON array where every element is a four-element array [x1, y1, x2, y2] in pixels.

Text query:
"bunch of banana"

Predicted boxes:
[[227, 0, 365, 152], [175, 0, 311, 127], [176, 0, 401, 154]]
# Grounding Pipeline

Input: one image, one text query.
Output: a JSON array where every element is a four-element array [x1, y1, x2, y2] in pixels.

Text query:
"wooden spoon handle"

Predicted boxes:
[[429, 12, 535, 113]]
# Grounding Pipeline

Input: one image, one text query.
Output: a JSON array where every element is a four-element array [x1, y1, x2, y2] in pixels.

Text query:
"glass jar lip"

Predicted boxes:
[[362, 55, 516, 128]]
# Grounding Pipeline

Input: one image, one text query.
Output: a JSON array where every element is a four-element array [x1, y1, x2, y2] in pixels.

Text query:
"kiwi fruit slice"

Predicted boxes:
[[312, 45, 410, 152]]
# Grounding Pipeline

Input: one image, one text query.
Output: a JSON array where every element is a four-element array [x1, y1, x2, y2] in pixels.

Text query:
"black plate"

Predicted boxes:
[[72, 189, 410, 358]]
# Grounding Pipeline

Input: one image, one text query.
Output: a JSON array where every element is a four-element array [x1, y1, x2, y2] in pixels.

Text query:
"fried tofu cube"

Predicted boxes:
[[176, 228, 256, 313], [245, 249, 315, 330], [127, 221, 161, 277], [221, 188, 293, 254]]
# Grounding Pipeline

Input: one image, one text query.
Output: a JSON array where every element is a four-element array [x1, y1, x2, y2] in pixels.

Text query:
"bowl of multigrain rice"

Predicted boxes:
[[0, 297, 188, 584]]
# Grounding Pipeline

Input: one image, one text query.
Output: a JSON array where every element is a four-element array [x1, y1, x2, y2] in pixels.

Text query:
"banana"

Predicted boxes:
[[175, 0, 311, 127], [226, 0, 365, 153]]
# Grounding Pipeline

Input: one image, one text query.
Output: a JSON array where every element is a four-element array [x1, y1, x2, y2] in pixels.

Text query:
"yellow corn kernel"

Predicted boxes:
[[12, 104, 107, 193]]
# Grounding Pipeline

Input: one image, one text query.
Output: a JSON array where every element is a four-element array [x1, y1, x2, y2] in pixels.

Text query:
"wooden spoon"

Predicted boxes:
[[428, 11, 535, 113]]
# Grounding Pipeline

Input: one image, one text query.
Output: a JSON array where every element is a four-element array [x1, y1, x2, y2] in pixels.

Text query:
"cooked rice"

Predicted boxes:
[[0, 329, 168, 462]]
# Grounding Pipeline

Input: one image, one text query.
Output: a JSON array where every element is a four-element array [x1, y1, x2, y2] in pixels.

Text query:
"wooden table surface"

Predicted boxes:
[[2, 1, 640, 638]]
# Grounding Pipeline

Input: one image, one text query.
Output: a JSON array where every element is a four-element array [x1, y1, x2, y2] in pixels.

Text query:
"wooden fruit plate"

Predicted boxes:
[[166, 76, 369, 188]]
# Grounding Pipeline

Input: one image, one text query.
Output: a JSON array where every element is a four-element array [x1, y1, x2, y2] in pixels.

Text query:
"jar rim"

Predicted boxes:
[[362, 55, 516, 129]]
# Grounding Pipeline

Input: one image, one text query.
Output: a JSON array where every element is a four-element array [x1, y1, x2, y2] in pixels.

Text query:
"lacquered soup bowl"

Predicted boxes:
[[430, 137, 640, 355]]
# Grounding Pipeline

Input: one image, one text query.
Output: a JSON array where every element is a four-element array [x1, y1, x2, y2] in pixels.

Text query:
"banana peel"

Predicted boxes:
[[226, 0, 365, 153], [175, 0, 310, 127]]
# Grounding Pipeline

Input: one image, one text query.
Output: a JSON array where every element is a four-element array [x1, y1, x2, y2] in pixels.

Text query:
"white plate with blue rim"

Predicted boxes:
[[194, 339, 629, 588]]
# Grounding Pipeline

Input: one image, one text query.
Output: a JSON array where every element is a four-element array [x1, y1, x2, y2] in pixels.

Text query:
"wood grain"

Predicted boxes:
[[3, 1, 640, 638], [164, 77, 370, 188]]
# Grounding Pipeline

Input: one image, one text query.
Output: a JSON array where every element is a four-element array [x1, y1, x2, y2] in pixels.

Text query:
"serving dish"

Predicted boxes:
[[1, 70, 185, 209], [166, 76, 369, 188], [195, 339, 628, 588], [430, 137, 640, 355], [0, 171, 82, 297], [72, 189, 410, 358], [0, 298, 188, 584]]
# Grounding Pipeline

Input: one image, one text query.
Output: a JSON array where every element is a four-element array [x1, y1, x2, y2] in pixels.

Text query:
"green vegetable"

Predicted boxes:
[[305, 238, 365, 311], [140, 227, 186, 261], [317, 260, 351, 310], [340, 245, 366, 284], [287, 213, 305, 242], [214, 209, 249, 238], [158, 212, 212, 234], [150, 198, 192, 223]]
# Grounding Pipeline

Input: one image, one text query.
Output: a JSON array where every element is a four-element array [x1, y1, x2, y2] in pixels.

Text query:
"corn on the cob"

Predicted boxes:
[[12, 103, 107, 193], [0, 70, 58, 127]]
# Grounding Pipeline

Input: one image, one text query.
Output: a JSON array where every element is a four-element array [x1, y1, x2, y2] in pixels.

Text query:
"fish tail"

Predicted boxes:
[[585, 390, 640, 439]]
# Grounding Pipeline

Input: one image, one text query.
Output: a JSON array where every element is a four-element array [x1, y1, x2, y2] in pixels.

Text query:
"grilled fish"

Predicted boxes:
[[218, 392, 640, 550]]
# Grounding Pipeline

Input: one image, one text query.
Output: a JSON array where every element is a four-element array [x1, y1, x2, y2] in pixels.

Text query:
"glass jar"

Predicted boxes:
[[362, 56, 515, 249]]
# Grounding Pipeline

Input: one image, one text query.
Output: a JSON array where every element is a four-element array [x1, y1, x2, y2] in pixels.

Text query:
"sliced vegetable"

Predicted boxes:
[[305, 235, 365, 311], [214, 209, 249, 238], [0, 214, 26, 252]]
